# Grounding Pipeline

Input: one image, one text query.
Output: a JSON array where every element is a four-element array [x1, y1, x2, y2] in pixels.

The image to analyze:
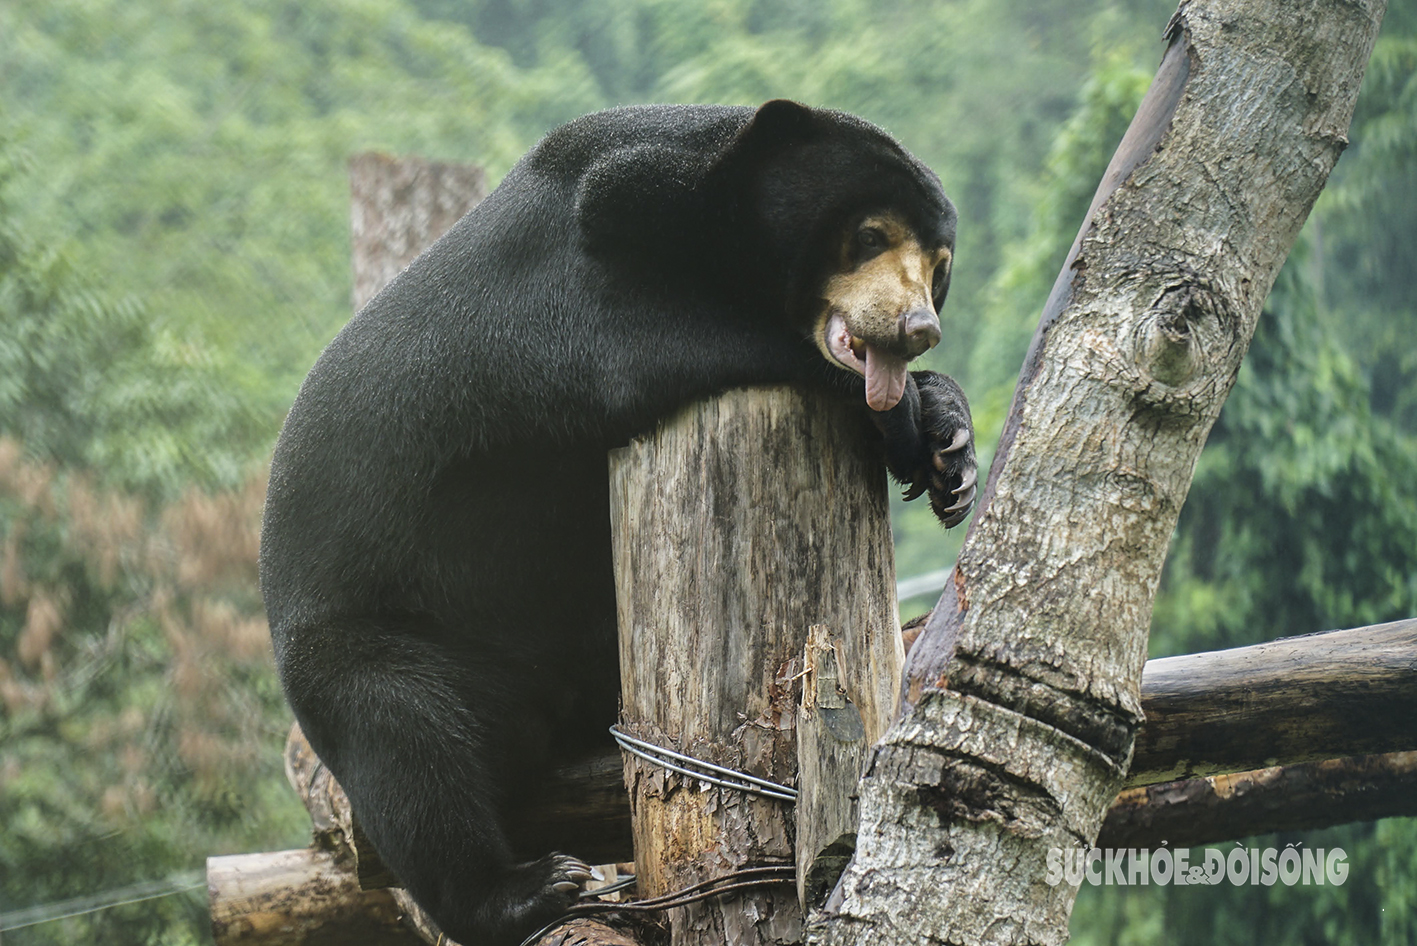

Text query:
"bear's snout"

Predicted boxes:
[[899, 307, 941, 357]]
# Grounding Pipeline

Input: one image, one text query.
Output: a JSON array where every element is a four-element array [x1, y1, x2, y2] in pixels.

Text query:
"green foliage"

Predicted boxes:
[[0, 0, 602, 428], [965, 51, 1154, 440], [0, 451, 305, 944], [0, 129, 262, 495], [1151, 253, 1417, 656], [1315, 19, 1417, 435]]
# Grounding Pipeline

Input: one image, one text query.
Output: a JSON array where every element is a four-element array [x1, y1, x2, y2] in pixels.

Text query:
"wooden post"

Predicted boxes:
[[349, 153, 487, 311], [609, 386, 904, 944]]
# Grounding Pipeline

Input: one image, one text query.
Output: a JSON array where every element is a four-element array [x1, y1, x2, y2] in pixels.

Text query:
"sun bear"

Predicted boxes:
[[260, 100, 975, 946]]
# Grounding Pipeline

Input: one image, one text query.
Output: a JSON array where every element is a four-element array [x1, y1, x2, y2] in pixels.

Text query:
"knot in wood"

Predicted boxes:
[[1131, 278, 1232, 407]]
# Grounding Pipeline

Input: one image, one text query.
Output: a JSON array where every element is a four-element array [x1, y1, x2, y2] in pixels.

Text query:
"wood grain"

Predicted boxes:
[[1129, 619, 1417, 785], [610, 386, 902, 945]]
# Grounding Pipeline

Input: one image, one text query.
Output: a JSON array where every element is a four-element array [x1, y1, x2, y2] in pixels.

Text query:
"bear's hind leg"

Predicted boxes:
[[275, 618, 589, 946]]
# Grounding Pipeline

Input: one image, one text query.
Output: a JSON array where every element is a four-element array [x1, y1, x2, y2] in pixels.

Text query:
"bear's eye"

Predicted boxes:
[[857, 228, 886, 251], [931, 261, 951, 307]]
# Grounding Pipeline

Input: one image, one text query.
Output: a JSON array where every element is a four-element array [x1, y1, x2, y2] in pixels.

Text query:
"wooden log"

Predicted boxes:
[[609, 386, 903, 945], [206, 849, 416, 946], [1128, 618, 1417, 786], [209, 841, 646, 946], [348, 152, 487, 311], [1099, 750, 1417, 849]]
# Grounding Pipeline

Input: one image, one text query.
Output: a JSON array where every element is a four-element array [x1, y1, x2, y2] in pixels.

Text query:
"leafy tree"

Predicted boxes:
[[1151, 251, 1417, 656], [1, 122, 270, 498], [2, 127, 303, 944], [1316, 7, 1417, 435], [0, 0, 602, 431]]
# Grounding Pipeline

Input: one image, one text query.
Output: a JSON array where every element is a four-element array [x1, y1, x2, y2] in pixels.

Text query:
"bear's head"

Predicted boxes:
[[731, 99, 957, 411]]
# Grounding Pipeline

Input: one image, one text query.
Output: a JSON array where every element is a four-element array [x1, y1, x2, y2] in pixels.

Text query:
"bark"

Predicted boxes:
[[808, 2, 1387, 944], [1100, 751, 1417, 849], [609, 387, 904, 945], [797, 624, 897, 908], [348, 152, 487, 311], [206, 848, 414, 946], [1128, 618, 1417, 785]]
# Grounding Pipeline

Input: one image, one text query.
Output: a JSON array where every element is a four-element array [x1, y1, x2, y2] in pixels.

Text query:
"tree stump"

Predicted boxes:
[[609, 386, 904, 945]]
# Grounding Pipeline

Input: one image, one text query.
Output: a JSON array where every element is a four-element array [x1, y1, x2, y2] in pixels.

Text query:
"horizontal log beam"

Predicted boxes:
[[206, 848, 416, 946], [1128, 618, 1417, 785], [343, 619, 1417, 851], [1099, 750, 1417, 849], [215, 748, 1416, 945]]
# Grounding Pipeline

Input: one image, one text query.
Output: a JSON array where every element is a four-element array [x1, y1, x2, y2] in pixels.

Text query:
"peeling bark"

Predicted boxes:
[[808, 2, 1388, 943]]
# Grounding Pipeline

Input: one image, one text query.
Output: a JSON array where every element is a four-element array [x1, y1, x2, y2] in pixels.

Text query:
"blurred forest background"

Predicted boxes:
[[1, 0, 1414, 942]]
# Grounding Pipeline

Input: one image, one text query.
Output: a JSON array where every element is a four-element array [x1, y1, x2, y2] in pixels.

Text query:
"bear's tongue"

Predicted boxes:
[[864, 345, 909, 412]]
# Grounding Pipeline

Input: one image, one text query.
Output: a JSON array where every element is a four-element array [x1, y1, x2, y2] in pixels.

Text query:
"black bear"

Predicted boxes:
[[260, 100, 975, 946]]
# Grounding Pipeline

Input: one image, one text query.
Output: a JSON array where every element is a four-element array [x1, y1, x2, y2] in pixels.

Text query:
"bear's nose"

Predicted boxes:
[[899, 308, 941, 357]]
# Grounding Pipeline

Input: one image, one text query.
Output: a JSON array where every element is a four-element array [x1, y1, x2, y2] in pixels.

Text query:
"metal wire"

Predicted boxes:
[[579, 875, 638, 899], [0, 872, 206, 931], [518, 865, 797, 946], [609, 726, 798, 802]]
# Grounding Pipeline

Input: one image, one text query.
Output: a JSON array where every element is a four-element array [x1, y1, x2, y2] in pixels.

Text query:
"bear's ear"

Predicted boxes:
[[737, 99, 816, 148]]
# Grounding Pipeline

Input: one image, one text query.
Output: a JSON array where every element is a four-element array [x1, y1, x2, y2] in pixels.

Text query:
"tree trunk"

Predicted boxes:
[[808, 2, 1387, 944], [609, 387, 904, 945]]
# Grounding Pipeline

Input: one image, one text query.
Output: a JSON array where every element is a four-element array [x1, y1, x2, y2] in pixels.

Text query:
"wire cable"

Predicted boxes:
[[609, 726, 798, 802], [0, 871, 205, 931]]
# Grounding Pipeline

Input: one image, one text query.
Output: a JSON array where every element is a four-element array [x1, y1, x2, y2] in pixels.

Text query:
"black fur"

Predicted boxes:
[[260, 101, 975, 946]]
